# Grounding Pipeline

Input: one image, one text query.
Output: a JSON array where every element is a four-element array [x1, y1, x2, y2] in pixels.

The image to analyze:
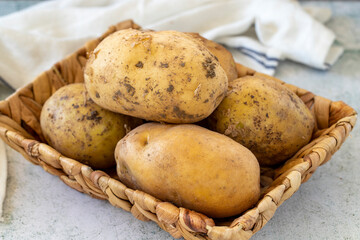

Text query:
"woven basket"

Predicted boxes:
[[0, 20, 357, 240]]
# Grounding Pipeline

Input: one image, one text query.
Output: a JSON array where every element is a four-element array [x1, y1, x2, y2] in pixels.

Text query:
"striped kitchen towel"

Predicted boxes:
[[0, 0, 343, 89]]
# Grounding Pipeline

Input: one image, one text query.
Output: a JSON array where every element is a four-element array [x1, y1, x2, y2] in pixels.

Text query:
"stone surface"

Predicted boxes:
[[0, 1, 359, 240]]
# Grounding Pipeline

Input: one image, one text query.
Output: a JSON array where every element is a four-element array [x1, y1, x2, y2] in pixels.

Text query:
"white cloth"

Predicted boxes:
[[0, 0, 343, 90], [0, 139, 7, 222]]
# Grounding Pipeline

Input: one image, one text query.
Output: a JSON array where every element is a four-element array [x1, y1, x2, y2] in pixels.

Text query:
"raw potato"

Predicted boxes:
[[187, 33, 238, 81], [115, 123, 260, 218], [84, 29, 228, 123], [40, 83, 142, 169], [209, 76, 315, 166]]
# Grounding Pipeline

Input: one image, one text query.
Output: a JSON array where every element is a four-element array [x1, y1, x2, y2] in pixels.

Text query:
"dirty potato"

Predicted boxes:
[[84, 29, 228, 123], [209, 76, 315, 166], [187, 33, 238, 82], [40, 83, 141, 169], [115, 123, 260, 218]]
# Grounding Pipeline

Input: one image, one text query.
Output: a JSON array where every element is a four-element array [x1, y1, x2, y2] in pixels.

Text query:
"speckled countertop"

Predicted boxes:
[[0, 1, 359, 240]]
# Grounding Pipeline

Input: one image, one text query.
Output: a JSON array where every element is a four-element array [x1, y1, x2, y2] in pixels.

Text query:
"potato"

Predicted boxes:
[[115, 123, 260, 218], [84, 29, 228, 123], [186, 33, 238, 81], [209, 76, 315, 166], [40, 83, 141, 169]]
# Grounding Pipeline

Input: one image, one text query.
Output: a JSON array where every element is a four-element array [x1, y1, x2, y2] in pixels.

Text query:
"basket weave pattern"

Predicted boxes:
[[0, 20, 357, 240]]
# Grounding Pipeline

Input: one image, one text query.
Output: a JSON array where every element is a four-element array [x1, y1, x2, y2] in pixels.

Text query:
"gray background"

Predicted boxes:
[[0, 1, 359, 239]]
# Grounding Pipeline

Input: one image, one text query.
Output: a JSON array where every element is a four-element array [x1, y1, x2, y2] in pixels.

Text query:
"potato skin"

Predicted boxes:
[[84, 29, 228, 123], [40, 83, 141, 169], [187, 33, 238, 82], [115, 123, 260, 218], [209, 76, 315, 166]]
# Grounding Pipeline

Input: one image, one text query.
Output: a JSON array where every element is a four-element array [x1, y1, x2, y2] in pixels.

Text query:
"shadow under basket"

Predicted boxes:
[[0, 20, 357, 240]]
